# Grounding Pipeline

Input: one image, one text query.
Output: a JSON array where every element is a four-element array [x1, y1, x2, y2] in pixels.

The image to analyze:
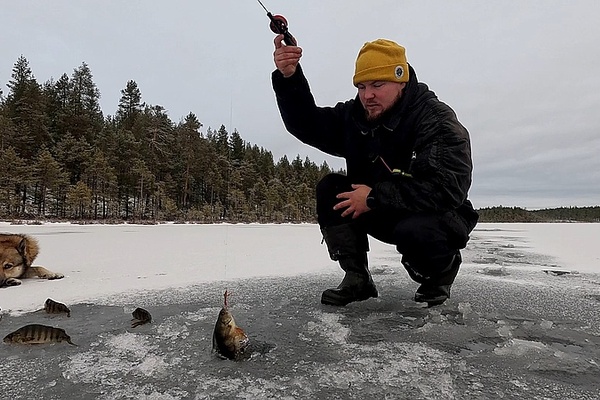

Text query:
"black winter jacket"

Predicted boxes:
[[272, 64, 477, 228]]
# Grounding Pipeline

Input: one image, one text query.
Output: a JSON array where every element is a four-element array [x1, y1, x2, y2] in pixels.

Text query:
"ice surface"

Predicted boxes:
[[1, 222, 600, 399]]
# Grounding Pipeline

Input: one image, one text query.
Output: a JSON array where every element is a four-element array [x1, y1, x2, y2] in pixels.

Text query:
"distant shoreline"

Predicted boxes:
[[3, 204, 600, 225], [476, 205, 600, 223]]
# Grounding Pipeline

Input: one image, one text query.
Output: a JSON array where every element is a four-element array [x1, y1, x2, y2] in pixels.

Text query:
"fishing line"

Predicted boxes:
[[221, 0, 292, 282], [223, 62, 236, 282]]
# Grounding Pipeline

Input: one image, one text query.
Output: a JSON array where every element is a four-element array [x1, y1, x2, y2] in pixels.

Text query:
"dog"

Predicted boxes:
[[0, 233, 64, 288]]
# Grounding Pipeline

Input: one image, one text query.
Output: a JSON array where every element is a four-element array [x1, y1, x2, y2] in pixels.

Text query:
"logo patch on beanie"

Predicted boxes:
[[395, 66, 404, 80]]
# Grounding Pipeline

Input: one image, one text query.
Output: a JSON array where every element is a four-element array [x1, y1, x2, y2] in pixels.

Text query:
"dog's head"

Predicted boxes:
[[0, 234, 39, 287]]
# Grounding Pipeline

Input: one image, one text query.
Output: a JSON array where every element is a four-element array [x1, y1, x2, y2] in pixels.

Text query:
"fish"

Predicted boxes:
[[3, 324, 77, 346], [44, 298, 71, 317], [131, 307, 152, 328], [212, 290, 249, 361]]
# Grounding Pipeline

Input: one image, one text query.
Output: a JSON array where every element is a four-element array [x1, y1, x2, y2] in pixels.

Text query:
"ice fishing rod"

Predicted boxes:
[[256, 0, 297, 46]]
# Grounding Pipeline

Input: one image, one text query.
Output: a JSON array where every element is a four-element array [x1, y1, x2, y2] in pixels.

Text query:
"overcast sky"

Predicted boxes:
[[2, 1, 599, 209]]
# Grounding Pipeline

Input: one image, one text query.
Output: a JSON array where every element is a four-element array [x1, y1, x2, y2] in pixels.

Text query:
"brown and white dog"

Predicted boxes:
[[0, 233, 64, 288]]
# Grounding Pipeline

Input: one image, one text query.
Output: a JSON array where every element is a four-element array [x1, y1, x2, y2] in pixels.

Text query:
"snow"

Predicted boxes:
[[474, 222, 600, 274], [2, 222, 597, 314], [0, 223, 332, 313], [1, 222, 600, 399]]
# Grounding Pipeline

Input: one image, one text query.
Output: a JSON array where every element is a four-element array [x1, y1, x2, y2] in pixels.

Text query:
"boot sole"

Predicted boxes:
[[415, 293, 448, 307], [321, 289, 378, 306]]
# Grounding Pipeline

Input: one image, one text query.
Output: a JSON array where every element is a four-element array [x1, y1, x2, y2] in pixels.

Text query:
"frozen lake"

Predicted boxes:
[[1, 222, 599, 399]]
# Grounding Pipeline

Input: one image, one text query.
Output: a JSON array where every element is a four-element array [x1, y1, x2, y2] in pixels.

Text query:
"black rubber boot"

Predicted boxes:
[[320, 224, 378, 306], [404, 252, 462, 307], [321, 253, 378, 306]]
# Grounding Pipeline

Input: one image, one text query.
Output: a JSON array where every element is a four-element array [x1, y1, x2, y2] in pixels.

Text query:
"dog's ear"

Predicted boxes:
[[17, 237, 27, 255], [18, 236, 39, 266]]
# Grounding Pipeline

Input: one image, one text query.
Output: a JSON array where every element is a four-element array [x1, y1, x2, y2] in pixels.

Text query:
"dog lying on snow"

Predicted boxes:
[[0, 233, 64, 288]]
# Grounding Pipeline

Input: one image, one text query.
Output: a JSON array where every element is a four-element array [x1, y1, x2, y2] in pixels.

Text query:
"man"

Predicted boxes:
[[271, 36, 478, 307]]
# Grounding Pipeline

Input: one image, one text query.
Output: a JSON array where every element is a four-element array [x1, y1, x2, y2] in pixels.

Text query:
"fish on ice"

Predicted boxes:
[[44, 298, 71, 317], [3, 324, 77, 346], [212, 290, 249, 361], [131, 307, 152, 328]]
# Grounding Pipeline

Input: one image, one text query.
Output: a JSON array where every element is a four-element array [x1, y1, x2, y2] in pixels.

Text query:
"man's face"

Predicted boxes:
[[357, 81, 406, 121]]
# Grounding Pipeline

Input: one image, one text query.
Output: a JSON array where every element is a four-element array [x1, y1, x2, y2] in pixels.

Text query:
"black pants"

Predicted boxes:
[[316, 173, 474, 274]]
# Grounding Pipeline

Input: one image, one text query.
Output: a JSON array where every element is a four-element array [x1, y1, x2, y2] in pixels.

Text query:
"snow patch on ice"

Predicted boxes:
[[99, 387, 189, 400], [63, 332, 169, 385], [300, 311, 350, 345], [106, 331, 157, 358], [315, 342, 457, 398], [192, 375, 311, 399], [167, 341, 459, 399], [180, 309, 213, 322], [156, 318, 191, 341]]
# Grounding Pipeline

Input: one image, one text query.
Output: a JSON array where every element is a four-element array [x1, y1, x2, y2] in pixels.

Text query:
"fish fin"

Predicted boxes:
[[233, 326, 247, 337]]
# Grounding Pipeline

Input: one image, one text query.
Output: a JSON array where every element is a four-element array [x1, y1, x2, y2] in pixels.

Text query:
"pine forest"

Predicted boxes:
[[0, 56, 338, 223]]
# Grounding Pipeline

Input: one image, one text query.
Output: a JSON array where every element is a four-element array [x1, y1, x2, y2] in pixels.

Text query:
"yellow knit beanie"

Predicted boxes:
[[353, 39, 409, 87]]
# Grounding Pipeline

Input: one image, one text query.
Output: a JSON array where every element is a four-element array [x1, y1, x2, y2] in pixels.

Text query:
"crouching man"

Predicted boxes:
[[271, 37, 478, 306]]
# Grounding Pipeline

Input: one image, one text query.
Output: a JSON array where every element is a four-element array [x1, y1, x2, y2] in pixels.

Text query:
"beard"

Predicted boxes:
[[365, 108, 384, 122], [364, 102, 394, 122], [364, 92, 403, 123]]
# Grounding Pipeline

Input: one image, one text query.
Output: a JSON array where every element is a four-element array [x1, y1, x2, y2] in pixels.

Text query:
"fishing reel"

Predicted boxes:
[[269, 14, 289, 35], [257, 0, 297, 46]]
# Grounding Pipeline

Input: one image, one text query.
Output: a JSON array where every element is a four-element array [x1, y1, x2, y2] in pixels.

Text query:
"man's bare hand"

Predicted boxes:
[[333, 184, 372, 219], [273, 34, 302, 78]]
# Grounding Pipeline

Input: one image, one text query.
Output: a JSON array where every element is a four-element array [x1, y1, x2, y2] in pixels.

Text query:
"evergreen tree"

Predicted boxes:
[[0, 113, 17, 151], [82, 149, 118, 219], [54, 133, 93, 184], [66, 180, 93, 219], [175, 112, 203, 209], [4, 55, 49, 159], [131, 158, 155, 219], [33, 148, 68, 217], [44, 73, 71, 144], [0, 147, 30, 217], [215, 124, 229, 156], [139, 104, 173, 183], [68, 62, 103, 142], [229, 129, 245, 163], [116, 80, 142, 130]]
